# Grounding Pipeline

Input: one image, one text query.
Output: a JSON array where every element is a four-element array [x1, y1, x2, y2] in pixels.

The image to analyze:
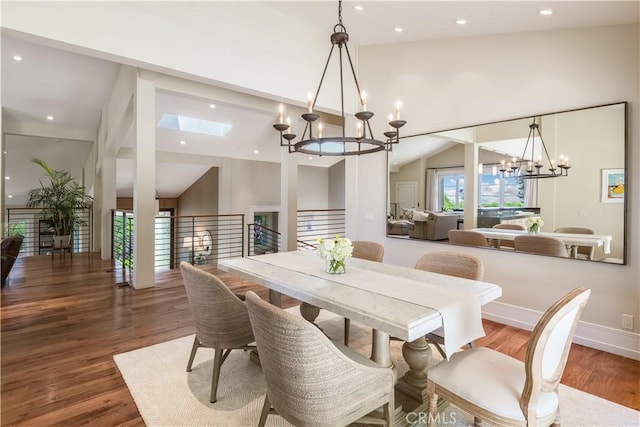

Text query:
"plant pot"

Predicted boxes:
[[53, 235, 71, 249]]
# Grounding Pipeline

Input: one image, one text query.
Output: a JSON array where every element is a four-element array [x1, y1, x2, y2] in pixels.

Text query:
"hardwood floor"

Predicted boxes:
[[1, 254, 638, 426]]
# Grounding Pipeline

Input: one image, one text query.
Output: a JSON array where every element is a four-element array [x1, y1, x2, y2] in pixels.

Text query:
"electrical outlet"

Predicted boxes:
[[622, 314, 634, 330]]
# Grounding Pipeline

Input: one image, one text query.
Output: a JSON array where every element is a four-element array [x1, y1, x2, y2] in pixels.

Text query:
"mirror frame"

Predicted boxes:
[[386, 102, 628, 265]]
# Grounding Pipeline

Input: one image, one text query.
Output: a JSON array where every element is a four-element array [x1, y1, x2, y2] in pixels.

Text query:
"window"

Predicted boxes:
[[479, 166, 525, 208], [438, 172, 465, 211]]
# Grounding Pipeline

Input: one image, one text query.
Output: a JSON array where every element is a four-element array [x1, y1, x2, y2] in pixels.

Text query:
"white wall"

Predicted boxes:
[[358, 24, 639, 353], [298, 165, 329, 210]]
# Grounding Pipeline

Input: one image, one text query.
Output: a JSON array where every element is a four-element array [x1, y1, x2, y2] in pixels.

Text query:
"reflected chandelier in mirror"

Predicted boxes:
[[386, 102, 627, 265]]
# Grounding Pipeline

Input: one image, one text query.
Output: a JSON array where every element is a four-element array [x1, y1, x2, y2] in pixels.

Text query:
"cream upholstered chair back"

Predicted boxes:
[[351, 240, 385, 262], [520, 287, 591, 421], [448, 230, 489, 247], [515, 235, 569, 257], [245, 292, 394, 427], [424, 287, 591, 427], [492, 223, 526, 249], [554, 227, 595, 259], [414, 251, 484, 281], [180, 262, 256, 403]]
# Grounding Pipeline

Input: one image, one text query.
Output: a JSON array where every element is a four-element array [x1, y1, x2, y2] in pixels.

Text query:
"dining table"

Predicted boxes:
[[469, 227, 612, 258], [218, 250, 502, 400]]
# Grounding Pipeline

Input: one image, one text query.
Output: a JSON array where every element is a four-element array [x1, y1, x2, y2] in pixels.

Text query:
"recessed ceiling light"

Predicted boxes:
[[46, 116, 54, 121], [4, 176, 10, 180], [353, 5, 363, 11], [13, 55, 22, 62], [456, 19, 467, 25], [394, 27, 403, 33], [539, 9, 553, 15], [209, 104, 216, 109], [308, 156, 313, 160], [253, 149, 259, 154], [7, 195, 13, 198], [179, 140, 186, 145]]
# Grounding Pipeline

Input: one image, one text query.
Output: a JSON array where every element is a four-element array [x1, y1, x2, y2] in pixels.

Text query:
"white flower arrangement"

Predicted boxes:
[[316, 235, 353, 274], [526, 216, 544, 233]]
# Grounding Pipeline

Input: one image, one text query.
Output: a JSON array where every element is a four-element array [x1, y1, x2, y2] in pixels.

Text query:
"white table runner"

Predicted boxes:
[[254, 251, 485, 359]]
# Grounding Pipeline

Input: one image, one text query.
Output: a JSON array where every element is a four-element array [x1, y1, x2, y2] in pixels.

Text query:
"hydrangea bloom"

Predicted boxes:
[[526, 216, 544, 233], [316, 235, 353, 273]]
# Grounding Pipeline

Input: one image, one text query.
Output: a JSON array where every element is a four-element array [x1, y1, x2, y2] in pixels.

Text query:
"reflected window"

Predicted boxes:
[[438, 172, 465, 211], [479, 165, 526, 208]]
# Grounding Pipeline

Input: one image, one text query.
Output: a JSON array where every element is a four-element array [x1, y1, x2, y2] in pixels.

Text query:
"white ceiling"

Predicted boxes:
[[2, 1, 638, 205]]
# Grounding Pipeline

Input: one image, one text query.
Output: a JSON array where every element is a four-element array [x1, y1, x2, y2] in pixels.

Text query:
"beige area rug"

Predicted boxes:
[[114, 308, 639, 427]]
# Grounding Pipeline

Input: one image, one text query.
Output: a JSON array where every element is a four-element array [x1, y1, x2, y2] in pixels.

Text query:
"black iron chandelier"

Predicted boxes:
[[499, 117, 571, 179], [274, 1, 406, 156]]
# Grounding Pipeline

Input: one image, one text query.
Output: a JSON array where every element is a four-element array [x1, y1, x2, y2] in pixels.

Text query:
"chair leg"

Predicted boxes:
[[210, 348, 224, 403], [186, 336, 199, 372], [426, 381, 437, 427], [344, 318, 351, 346], [258, 394, 271, 427]]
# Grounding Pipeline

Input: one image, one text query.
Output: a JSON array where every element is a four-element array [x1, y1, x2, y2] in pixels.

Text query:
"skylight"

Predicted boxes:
[[157, 113, 232, 137]]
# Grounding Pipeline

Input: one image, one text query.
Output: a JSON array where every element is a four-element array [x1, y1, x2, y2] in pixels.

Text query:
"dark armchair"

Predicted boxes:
[[2, 235, 24, 287]]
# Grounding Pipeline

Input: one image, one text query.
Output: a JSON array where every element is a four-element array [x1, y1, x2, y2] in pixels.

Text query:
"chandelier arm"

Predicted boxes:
[[536, 126, 555, 170], [343, 43, 366, 108], [519, 125, 534, 168], [313, 44, 338, 109], [338, 43, 346, 137]]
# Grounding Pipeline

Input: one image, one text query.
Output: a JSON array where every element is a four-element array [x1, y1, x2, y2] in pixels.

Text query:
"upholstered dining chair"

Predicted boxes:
[[554, 226, 595, 260], [492, 223, 526, 249], [180, 262, 256, 403], [343, 240, 385, 345], [245, 291, 395, 427], [447, 230, 490, 247], [424, 287, 591, 427], [414, 251, 484, 358], [515, 235, 569, 257]]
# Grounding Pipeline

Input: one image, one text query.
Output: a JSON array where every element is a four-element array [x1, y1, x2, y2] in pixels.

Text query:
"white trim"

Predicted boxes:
[[482, 300, 640, 361]]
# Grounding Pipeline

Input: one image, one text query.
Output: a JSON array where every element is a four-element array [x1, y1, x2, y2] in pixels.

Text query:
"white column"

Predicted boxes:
[[280, 149, 298, 251], [463, 142, 479, 229], [99, 154, 117, 259], [132, 75, 156, 288], [344, 156, 359, 239]]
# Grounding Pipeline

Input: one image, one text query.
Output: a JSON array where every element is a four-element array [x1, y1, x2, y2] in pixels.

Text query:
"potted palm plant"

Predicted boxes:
[[26, 158, 93, 250]]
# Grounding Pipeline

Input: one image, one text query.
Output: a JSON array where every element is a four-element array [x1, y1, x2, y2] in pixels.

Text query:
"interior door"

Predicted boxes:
[[396, 181, 417, 215]]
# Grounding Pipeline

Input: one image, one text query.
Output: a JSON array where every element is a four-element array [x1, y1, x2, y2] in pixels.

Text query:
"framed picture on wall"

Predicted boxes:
[[601, 169, 625, 203]]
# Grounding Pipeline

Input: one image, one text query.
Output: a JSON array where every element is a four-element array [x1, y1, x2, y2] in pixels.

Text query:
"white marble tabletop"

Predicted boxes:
[[471, 227, 612, 254], [219, 251, 502, 359]]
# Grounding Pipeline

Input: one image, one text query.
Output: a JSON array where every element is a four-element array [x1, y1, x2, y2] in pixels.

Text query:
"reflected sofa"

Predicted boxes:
[[409, 211, 463, 241]]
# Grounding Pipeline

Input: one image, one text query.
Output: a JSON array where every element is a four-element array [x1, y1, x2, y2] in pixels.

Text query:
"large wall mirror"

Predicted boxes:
[[387, 102, 627, 265]]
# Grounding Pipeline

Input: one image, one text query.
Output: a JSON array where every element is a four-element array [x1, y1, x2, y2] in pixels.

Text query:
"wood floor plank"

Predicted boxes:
[[1, 253, 638, 426]]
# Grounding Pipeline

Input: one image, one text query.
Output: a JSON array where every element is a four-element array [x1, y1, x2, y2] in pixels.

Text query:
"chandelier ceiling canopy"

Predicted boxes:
[[274, 0, 406, 156], [499, 117, 571, 179]]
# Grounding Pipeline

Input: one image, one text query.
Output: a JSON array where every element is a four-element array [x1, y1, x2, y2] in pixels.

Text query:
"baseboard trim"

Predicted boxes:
[[482, 301, 640, 361]]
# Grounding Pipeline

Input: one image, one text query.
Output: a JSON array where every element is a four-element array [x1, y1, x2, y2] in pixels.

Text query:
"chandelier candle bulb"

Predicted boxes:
[[278, 104, 284, 124], [356, 121, 363, 138], [286, 117, 292, 133], [307, 91, 313, 113], [318, 122, 323, 138], [395, 100, 402, 120], [361, 90, 367, 111]]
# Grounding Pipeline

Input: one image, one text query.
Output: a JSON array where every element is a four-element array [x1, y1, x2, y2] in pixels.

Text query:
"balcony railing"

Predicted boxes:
[[297, 209, 346, 248], [111, 210, 244, 271], [5, 207, 93, 258]]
